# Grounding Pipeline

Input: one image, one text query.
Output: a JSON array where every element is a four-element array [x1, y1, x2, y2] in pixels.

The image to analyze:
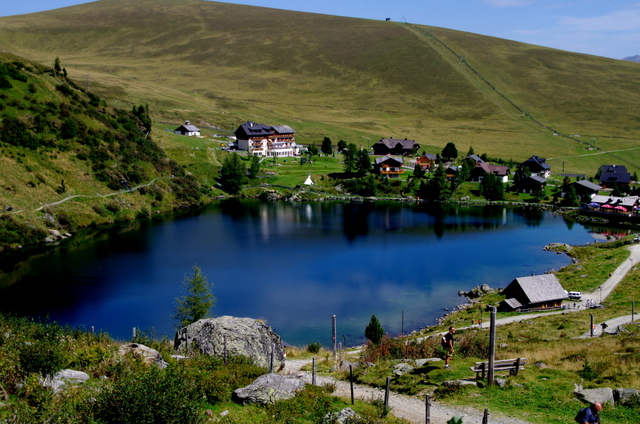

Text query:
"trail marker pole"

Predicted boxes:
[[425, 394, 431, 424], [590, 314, 595, 338], [312, 357, 316, 386], [488, 307, 496, 384], [349, 365, 354, 404], [384, 376, 391, 409]]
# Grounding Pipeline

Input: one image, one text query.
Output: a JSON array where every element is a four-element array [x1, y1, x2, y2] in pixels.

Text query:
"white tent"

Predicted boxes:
[[303, 175, 314, 185]]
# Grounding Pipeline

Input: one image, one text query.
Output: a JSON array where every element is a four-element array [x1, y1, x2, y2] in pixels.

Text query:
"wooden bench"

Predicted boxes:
[[470, 358, 526, 379]]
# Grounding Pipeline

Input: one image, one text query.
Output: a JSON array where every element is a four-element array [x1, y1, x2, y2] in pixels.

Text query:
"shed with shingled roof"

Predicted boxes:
[[499, 274, 566, 311]]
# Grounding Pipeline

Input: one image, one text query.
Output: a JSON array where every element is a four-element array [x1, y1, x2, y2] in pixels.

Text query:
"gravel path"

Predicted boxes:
[[281, 360, 533, 424]]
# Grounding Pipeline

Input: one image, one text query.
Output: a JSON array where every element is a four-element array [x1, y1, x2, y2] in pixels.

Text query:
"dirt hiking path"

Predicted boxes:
[[281, 360, 532, 424]]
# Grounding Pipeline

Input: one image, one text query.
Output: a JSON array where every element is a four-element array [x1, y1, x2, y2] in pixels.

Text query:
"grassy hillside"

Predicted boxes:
[[0, 0, 638, 176], [0, 52, 205, 251]]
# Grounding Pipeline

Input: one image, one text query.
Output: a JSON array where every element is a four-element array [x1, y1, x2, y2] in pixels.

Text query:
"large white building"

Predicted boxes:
[[235, 121, 299, 157]]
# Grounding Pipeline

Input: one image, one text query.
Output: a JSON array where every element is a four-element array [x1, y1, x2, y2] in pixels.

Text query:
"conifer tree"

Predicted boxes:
[[173, 265, 216, 328], [364, 315, 384, 344]]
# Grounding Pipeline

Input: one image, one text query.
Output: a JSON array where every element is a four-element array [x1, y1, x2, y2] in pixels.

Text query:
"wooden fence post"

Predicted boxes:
[[482, 408, 489, 424], [332, 315, 337, 359], [425, 394, 431, 424], [312, 357, 316, 386], [384, 376, 391, 409], [350, 365, 354, 405], [488, 306, 496, 384]]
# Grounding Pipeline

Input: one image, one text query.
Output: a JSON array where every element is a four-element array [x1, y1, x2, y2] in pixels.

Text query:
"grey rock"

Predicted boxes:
[[174, 316, 285, 371], [481, 284, 491, 292], [337, 360, 357, 371], [118, 343, 168, 369], [494, 378, 506, 387], [535, 362, 548, 369], [43, 369, 90, 394], [393, 363, 414, 376], [498, 343, 509, 348], [415, 358, 442, 367], [233, 373, 305, 405], [443, 380, 478, 387], [323, 407, 360, 423], [574, 384, 614, 405], [614, 388, 640, 405]]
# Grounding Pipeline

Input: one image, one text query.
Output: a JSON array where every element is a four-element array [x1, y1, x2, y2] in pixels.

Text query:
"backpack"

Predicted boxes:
[[441, 335, 448, 348], [574, 407, 587, 423]]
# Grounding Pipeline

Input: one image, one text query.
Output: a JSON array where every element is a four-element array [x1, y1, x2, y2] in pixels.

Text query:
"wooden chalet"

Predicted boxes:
[[515, 175, 547, 193], [500, 274, 567, 312], [521, 155, 551, 178], [470, 163, 509, 183], [466, 154, 485, 166], [598, 165, 632, 188], [374, 155, 404, 178], [372, 138, 418, 156], [572, 180, 602, 199], [174, 121, 200, 136], [416, 153, 437, 171]]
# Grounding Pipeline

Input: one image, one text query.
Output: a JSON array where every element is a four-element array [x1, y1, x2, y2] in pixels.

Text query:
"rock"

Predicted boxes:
[[535, 362, 548, 369], [118, 343, 168, 369], [336, 360, 357, 371], [481, 284, 491, 292], [42, 369, 90, 394], [174, 316, 285, 371], [443, 380, 478, 387], [574, 384, 614, 405], [323, 407, 360, 423], [494, 378, 506, 387], [498, 343, 509, 348], [393, 363, 414, 376], [614, 388, 640, 405], [415, 358, 442, 367], [233, 373, 305, 405]]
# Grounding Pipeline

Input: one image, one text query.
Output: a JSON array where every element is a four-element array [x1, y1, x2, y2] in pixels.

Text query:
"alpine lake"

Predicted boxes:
[[0, 200, 618, 347]]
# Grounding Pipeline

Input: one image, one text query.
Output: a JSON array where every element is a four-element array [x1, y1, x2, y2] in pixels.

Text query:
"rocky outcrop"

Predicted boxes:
[[233, 373, 305, 405], [118, 343, 168, 369], [174, 316, 285, 370], [614, 388, 640, 405], [458, 284, 496, 299], [42, 369, 89, 394], [323, 407, 361, 423]]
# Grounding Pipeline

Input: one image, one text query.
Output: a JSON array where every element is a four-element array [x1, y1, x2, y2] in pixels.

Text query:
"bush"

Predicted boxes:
[[307, 342, 322, 354], [91, 365, 206, 424]]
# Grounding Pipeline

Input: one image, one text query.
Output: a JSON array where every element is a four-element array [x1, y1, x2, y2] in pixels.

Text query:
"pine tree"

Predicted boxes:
[[343, 143, 358, 173], [321, 137, 333, 156], [356, 149, 371, 175], [219, 153, 247, 194], [173, 265, 216, 328], [480, 172, 505, 201], [441, 142, 458, 161], [364, 315, 384, 344], [248, 155, 261, 179]]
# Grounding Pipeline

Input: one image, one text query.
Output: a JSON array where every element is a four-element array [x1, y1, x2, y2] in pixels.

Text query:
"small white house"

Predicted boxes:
[[174, 121, 200, 136]]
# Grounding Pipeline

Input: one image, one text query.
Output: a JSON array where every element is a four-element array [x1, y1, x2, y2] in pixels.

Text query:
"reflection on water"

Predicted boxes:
[[0, 200, 599, 346]]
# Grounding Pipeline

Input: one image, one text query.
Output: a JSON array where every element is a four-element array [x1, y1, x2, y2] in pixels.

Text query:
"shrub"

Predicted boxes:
[[307, 342, 322, 354], [91, 365, 206, 424]]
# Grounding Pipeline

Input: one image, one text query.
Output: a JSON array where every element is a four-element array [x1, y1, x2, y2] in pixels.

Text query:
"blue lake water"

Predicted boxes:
[[0, 200, 608, 346]]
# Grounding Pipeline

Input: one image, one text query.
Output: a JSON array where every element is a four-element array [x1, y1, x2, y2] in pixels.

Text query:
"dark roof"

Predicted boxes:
[[599, 165, 631, 184], [375, 138, 418, 150], [423, 153, 437, 160], [477, 163, 509, 177], [574, 180, 602, 191], [529, 175, 547, 184], [466, 154, 484, 163], [375, 155, 403, 165], [272, 125, 295, 134], [522, 155, 551, 171], [506, 274, 566, 304], [503, 298, 523, 309]]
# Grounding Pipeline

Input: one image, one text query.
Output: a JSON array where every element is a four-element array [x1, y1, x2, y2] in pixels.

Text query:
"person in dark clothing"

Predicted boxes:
[[575, 402, 602, 423], [443, 326, 455, 369]]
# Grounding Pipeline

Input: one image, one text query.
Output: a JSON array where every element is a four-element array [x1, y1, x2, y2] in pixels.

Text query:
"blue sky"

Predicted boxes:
[[2, 1, 639, 60]]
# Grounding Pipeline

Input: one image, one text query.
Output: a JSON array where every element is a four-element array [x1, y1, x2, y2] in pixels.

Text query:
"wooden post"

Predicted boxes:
[[384, 376, 391, 409], [312, 357, 317, 386], [488, 306, 496, 384], [590, 314, 594, 338], [482, 408, 489, 424], [425, 394, 431, 424], [332, 315, 337, 359], [349, 365, 354, 405]]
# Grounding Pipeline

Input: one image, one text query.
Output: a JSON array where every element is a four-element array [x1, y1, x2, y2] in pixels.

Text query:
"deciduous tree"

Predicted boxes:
[[219, 153, 247, 194], [480, 172, 505, 201], [441, 142, 458, 161]]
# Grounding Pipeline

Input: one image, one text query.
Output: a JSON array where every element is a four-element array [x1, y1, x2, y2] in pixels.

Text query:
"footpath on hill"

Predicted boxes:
[[281, 359, 533, 424]]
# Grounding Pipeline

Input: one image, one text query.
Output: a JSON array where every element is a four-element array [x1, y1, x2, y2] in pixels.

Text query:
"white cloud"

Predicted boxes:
[[484, 0, 533, 7], [559, 3, 640, 31]]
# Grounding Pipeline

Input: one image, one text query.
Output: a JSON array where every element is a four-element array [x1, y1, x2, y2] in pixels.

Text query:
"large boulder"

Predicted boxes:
[[233, 373, 305, 405], [42, 369, 90, 394], [323, 408, 361, 423], [118, 343, 168, 369], [614, 388, 640, 405], [174, 316, 285, 370], [574, 384, 614, 405]]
